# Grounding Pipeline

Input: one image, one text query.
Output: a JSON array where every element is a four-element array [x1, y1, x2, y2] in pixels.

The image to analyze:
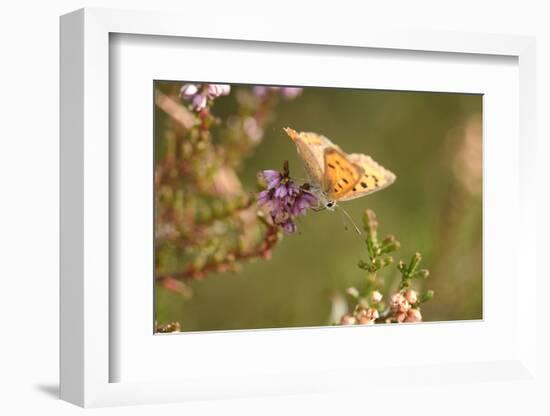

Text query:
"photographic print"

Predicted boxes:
[[154, 82, 482, 333]]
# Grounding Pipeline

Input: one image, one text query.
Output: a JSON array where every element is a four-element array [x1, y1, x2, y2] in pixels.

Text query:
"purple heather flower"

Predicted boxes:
[[288, 183, 300, 197], [262, 170, 282, 189], [257, 189, 272, 206], [191, 94, 208, 111], [257, 165, 318, 234], [291, 191, 317, 216], [274, 184, 288, 199], [273, 181, 300, 200]]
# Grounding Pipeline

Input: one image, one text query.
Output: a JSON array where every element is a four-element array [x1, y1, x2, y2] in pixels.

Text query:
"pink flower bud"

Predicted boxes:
[[356, 307, 379, 325], [207, 84, 221, 98], [340, 314, 357, 325], [207, 83, 231, 98], [405, 308, 422, 323], [390, 292, 410, 314], [358, 316, 374, 325], [404, 289, 418, 305], [395, 312, 407, 323], [180, 83, 199, 99], [370, 291, 383, 303]]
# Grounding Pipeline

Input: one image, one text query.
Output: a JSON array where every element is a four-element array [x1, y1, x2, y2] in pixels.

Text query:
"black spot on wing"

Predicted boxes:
[[360, 182, 368, 189]]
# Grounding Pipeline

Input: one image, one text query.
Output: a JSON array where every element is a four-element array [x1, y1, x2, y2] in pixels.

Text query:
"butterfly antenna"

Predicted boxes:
[[336, 205, 362, 235]]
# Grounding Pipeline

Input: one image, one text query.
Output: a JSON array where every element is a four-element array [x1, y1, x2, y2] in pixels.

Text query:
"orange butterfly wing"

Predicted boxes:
[[335, 153, 396, 201], [323, 148, 363, 200], [285, 127, 396, 202]]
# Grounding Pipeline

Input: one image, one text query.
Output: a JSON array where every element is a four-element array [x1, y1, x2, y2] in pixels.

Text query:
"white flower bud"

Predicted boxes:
[[370, 290, 383, 303], [404, 289, 418, 305], [180, 83, 199, 99]]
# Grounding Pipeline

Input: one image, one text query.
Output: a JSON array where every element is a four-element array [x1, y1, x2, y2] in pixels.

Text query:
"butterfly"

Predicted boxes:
[[284, 127, 396, 210]]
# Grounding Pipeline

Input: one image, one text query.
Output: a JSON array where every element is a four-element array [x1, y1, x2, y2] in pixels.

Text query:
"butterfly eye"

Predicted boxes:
[[326, 201, 335, 208]]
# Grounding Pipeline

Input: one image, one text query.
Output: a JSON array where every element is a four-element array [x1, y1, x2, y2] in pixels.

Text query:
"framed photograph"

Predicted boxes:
[[60, 8, 538, 407]]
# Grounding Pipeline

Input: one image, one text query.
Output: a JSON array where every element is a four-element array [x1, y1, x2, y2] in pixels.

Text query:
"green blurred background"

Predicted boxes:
[[155, 83, 482, 331]]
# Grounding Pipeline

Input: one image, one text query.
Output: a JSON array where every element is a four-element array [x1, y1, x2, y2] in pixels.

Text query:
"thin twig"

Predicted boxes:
[[155, 89, 198, 130], [156, 222, 280, 281]]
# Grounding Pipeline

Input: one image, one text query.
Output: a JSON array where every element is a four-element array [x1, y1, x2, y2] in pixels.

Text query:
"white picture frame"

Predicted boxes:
[[60, 7, 538, 407]]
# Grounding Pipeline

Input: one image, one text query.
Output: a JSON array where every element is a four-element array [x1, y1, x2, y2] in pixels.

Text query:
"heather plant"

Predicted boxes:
[[338, 209, 434, 325], [155, 82, 435, 331], [155, 83, 303, 303]]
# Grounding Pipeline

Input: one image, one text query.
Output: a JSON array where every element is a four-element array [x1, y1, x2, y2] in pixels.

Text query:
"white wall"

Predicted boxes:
[[1, 1, 548, 414]]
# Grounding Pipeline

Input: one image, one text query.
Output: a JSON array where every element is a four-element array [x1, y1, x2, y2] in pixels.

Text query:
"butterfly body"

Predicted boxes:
[[284, 127, 396, 209]]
